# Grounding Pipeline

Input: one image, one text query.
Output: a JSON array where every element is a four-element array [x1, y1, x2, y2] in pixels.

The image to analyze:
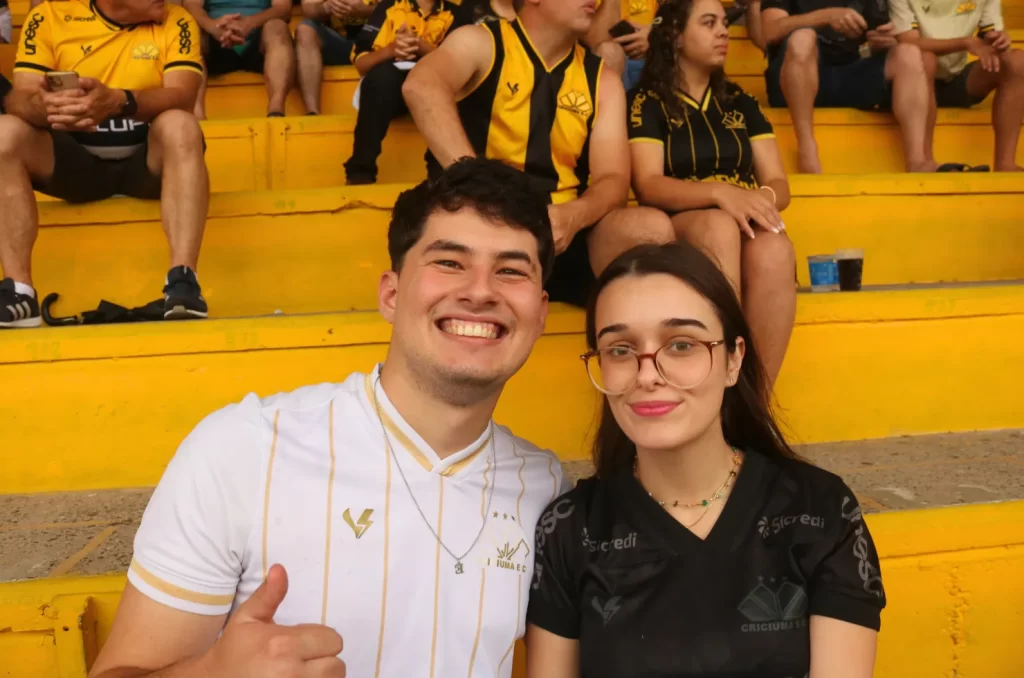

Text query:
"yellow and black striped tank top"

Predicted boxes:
[[456, 19, 603, 204]]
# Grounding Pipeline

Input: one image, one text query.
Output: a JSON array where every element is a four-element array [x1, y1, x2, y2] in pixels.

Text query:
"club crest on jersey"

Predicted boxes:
[[955, 1, 976, 12], [485, 511, 531, 573], [558, 91, 593, 118], [738, 576, 808, 633], [722, 111, 746, 130], [343, 508, 374, 538], [132, 42, 159, 60]]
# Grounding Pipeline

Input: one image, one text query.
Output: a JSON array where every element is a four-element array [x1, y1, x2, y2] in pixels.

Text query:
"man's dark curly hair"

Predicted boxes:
[[389, 158, 555, 283], [637, 0, 735, 128]]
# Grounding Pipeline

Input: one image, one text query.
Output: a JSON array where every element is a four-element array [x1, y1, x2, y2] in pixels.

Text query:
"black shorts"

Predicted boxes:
[[545, 226, 596, 308], [766, 34, 891, 110], [205, 30, 265, 76], [31, 131, 162, 204], [935, 62, 988, 108]]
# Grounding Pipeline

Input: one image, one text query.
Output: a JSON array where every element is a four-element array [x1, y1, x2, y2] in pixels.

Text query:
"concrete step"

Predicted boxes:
[[2, 284, 1023, 494], [1, 431, 1023, 677], [24, 177, 1024, 319]]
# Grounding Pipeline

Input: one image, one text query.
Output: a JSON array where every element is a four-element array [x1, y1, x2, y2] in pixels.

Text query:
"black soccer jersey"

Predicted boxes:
[[628, 84, 774, 190], [527, 450, 886, 678]]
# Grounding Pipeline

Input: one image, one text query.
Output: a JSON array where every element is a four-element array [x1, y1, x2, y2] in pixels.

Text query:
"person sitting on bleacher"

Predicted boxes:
[[890, 0, 1024, 171], [403, 0, 676, 308], [0, 0, 210, 328], [629, 0, 794, 383], [295, 0, 379, 115], [460, 0, 518, 22], [761, 0, 940, 173], [184, 0, 295, 118], [343, 0, 467, 184]]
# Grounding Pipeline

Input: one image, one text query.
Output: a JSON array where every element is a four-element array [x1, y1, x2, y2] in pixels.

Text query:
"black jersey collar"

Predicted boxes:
[[615, 448, 770, 554], [511, 18, 575, 74], [679, 85, 713, 112], [90, 0, 151, 31]]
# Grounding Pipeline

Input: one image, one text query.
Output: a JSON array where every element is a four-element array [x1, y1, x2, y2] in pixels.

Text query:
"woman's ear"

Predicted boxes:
[[726, 336, 745, 385]]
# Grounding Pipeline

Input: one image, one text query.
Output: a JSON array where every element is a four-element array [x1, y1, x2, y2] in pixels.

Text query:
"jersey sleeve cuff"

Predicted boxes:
[[128, 557, 236, 616], [525, 610, 580, 640], [164, 60, 203, 74], [628, 137, 665, 145], [810, 590, 883, 631], [13, 62, 51, 74]]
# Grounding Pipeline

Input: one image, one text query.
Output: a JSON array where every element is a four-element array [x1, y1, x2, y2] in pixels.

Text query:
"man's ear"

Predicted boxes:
[[379, 270, 399, 323]]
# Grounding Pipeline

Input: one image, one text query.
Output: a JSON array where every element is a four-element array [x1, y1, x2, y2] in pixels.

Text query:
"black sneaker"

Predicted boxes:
[[0, 278, 41, 329], [163, 266, 208, 320]]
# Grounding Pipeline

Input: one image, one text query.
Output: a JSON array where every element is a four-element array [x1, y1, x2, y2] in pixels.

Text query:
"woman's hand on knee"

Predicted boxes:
[[710, 184, 783, 238]]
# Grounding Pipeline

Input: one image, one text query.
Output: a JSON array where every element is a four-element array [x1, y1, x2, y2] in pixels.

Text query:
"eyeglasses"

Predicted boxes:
[[580, 339, 727, 395]]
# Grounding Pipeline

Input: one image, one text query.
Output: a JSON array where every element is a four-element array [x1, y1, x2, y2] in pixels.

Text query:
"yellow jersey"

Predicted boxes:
[[15, 0, 202, 158], [448, 19, 603, 204], [595, 0, 660, 25]]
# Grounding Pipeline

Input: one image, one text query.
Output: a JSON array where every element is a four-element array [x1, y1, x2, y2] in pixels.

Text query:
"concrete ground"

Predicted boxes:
[[1, 429, 1022, 583]]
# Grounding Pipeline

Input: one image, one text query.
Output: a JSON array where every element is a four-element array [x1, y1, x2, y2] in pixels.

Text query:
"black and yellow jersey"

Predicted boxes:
[[15, 0, 202, 159], [447, 18, 603, 204], [328, 0, 380, 33], [628, 84, 774, 189], [353, 0, 463, 62], [595, 0, 660, 25]]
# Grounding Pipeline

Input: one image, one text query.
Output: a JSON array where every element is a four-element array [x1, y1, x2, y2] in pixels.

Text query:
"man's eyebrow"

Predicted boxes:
[[496, 250, 535, 267], [423, 239, 472, 255]]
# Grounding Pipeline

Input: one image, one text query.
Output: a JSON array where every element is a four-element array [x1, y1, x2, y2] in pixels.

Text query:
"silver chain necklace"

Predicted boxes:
[[371, 375, 496, 575]]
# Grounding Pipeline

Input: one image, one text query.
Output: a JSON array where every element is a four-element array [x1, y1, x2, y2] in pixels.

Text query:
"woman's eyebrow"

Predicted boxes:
[[663, 318, 710, 331]]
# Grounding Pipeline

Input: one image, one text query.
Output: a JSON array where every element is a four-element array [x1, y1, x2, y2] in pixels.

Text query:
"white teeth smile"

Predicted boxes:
[[440, 319, 501, 339]]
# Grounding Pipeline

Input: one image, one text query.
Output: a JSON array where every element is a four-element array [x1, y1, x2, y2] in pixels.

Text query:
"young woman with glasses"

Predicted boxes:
[[525, 243, 885, 678]]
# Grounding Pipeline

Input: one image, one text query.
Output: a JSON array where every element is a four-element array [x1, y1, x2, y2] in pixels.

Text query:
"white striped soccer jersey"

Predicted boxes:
[[128, 365, 569, 677]]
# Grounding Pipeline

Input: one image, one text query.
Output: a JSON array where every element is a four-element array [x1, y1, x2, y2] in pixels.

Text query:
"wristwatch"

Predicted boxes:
[[119, 89, 138, 118]]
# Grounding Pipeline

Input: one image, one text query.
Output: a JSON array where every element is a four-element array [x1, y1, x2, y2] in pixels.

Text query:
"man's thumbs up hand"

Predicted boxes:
[[200, 564, 346, 677]]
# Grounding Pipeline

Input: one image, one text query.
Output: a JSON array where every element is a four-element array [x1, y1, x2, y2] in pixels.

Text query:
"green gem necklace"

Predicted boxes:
[[634, 449, 742, 510]]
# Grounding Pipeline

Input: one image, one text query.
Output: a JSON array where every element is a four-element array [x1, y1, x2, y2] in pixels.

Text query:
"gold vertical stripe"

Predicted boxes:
[[715, 97, 742, 169], [701, 108, 720, 173], [686, 114, 696, 178], [373, 426, 394, 678], [261, 410, 281, 580], [486, 21, 532, 170], [321, 401, 337, 625], [514, 444, 527, 523], [428, 479, 445, 678], [547, 456, 559, 503], [497, 573, 523, 676], [480, 453, 493, 518], [466, 568, 487, 677], [661, 100, 675, 176]]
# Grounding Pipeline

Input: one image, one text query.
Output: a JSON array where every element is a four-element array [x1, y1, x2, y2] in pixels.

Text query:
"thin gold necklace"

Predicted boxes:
[[634, 449, 742, 509]]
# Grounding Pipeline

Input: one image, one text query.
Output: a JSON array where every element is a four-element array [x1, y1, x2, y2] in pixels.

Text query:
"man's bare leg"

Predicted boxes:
[[147, 110, 208, 270], [968, 49, 1024, 171], [262, 18, 296, 116], [295, 21, 325, 114], [886, 43, 937, 172], [0, 115, 57, 287], [779, 29, 822, 173]]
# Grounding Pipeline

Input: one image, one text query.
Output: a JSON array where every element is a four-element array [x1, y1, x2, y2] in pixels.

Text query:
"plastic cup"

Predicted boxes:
[[836, 248, 865, 292], [807, 255, 839, 292]]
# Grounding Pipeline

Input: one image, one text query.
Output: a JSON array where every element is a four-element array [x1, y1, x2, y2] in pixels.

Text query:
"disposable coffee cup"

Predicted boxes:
[[835, 248, 865, 292], [807, 255, 839, 292]]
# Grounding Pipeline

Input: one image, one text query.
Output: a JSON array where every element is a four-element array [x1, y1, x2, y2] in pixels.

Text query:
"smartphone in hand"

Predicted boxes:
[[45, 71, 80, 92], [609, 19, 636, 38]]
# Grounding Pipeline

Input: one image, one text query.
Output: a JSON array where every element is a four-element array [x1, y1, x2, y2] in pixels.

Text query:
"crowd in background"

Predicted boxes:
[[0, 0, 1021, 342]]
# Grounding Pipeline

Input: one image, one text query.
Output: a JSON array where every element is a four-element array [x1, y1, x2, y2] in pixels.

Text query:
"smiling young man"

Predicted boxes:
[[89, 158, 569, 678]]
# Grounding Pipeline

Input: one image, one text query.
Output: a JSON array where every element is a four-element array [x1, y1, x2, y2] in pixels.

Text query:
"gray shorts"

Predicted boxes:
[[935, 61, 989, 108], [300, 18, 355, 66]]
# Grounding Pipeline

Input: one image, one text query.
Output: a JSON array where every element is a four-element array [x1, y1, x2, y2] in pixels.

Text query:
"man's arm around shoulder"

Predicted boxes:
[[402, 23, 495, 167]]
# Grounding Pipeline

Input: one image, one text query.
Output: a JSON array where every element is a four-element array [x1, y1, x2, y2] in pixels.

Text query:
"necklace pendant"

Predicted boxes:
[[455, 561, 464, 575]]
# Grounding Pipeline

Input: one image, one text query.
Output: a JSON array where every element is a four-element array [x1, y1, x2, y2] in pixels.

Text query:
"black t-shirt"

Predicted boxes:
[[628, 84, 775, 190], [527, 450, 886, 678], [762, 0, 889, 64]]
